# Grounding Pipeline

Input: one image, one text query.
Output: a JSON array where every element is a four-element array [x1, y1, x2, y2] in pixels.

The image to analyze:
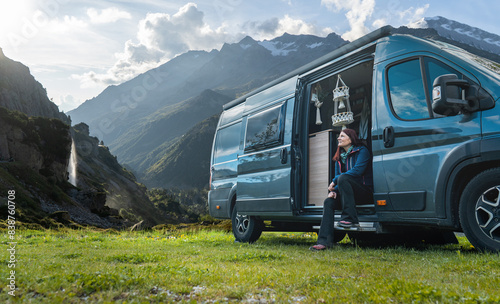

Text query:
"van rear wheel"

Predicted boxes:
[[459, 168, 500, 252], [231, 206, 263, 243]]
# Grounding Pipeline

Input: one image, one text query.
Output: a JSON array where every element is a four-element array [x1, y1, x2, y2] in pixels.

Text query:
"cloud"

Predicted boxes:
[[137, 3, 229, 57], [43, 14, 89, 34], [371, 3, 429, 32], [243, 15, 327, 40], [398, 4, 429, 23], [246, 18, 280, 37], [322, 0, 429, 41], [76, 2, 231, 87], [87, 7, 132, 24], [321, 0, 375, 41], [55, 94, 81, 113], [74, 40, 165, 87], [278, 15, 318, 36]]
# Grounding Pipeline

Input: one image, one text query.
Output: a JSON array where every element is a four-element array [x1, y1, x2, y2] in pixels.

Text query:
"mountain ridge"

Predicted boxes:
[[68, 50, 219, 142], [411, 16, 500, 56], [0, 47, 68, 123], [109, 89, 232, 173]]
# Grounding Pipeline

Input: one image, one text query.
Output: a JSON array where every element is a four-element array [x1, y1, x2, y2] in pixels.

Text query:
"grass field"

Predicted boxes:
[[1, 225, 499, 303]]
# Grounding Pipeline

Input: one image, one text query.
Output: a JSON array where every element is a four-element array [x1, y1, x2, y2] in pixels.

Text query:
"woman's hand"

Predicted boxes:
[[328, 191, 337, 199], [328, 182, 335, 192]]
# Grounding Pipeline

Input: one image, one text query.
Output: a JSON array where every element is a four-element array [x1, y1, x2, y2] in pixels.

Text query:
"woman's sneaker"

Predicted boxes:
[[338, 220, 359, 228], [309, 244, 328, 251]]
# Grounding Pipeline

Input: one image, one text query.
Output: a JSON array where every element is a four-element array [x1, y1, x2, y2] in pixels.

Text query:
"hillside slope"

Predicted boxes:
[[142, 114, 220, 189], [110, 89, 232, 173], [71, 123, 163, 225]]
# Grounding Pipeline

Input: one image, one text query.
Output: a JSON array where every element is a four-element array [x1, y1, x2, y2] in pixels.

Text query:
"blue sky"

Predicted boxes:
[[1, 0, 499, 112]]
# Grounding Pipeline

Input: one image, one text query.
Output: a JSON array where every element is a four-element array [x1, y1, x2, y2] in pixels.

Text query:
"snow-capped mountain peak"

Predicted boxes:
[[408, 16, 500, 55], [258, 40, 298, 56]]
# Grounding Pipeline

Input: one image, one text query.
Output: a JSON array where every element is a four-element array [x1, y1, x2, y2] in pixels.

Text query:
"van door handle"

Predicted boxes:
[[280, 147, 288, 164], [383, 126, 395, 148]]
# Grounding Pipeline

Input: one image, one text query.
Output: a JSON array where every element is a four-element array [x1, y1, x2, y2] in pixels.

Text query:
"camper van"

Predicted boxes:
[[208, 26, 500, 251]]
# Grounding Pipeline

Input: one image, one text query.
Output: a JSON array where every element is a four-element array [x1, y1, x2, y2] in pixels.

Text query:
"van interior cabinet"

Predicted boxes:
[[307, 130, 334, 207]]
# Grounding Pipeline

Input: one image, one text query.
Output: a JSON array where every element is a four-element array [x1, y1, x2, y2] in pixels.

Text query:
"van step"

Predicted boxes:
[[356, 204, 374, 208], [313, 222, 377, 232]]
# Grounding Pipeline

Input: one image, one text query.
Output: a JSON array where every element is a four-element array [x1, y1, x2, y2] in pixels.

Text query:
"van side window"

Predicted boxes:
[[388, 57, 466, 120], [387, 59, 430, 120], [245, 103, 284, 151], [424, 57, 462, 101], [213, 123, 241, 164]]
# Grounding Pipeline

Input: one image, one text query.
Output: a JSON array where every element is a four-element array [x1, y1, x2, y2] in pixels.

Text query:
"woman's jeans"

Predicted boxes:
[[317, 174, 373, 247]]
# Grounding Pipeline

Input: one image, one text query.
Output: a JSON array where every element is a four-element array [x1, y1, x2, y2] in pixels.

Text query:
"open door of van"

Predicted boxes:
[[236, 77, 297, 216]]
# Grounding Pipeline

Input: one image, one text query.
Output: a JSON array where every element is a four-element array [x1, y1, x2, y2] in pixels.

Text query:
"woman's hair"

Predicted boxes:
[[332, 128, 365, 161]]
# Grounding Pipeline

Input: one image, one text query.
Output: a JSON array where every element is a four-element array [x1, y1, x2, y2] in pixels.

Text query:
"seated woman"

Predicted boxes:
[[310, 128, 373, 251]]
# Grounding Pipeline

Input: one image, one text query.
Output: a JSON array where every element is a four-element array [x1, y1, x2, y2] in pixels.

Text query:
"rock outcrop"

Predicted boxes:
[[0, 107, 71, 183], [70, 122, 162, 226]]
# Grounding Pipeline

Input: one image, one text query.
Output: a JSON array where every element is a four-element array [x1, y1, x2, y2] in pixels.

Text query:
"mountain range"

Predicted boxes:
[[68, 16, 500, 190], [68, 32, 347, 188]]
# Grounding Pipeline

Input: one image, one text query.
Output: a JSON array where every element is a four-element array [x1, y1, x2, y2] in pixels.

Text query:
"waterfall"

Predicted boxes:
[[68, 139, 77, 187]]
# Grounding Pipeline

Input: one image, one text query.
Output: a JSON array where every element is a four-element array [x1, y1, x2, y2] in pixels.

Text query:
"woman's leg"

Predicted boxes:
[[317, 197, 341, 246], [337, 174, 373, 224]]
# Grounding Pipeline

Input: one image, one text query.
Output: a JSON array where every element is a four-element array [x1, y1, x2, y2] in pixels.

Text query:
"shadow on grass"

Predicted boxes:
[[255, 230, 481, 254], [257, 232, 318, 246]]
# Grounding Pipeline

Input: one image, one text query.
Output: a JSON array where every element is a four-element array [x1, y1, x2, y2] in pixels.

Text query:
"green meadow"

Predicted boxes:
[[1, 225, 499, 303]]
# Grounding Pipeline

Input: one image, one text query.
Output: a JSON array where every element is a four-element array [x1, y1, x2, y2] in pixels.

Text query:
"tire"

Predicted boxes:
[[459, 168, 500, 252], [231, 205, 263, 243]]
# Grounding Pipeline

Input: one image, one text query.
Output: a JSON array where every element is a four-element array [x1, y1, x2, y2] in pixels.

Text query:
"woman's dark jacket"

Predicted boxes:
[[332, 145, 373, 191]]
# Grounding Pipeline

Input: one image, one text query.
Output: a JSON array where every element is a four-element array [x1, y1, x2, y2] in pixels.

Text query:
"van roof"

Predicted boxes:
[[223, 25, 394, 110]]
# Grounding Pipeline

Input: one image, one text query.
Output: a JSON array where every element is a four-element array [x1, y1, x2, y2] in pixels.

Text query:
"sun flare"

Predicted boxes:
[[0, 2, 36, 37]]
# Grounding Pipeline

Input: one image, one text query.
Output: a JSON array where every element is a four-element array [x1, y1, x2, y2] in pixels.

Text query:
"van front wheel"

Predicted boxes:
[[231, 206, 263, 243], [459, 168, 500, 252]]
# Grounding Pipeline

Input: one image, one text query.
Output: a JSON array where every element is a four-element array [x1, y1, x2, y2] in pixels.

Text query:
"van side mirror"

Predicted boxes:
[[432, 74, 481, 116], [432, 74, 479, 116]]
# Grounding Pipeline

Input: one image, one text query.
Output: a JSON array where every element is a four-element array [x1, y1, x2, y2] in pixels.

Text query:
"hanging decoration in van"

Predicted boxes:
[[332, 74, 354, 129], [311, 83, 323, 125]]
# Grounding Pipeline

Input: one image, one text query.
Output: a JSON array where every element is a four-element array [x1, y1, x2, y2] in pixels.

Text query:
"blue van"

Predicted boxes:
[[208, 26, 500, 251]]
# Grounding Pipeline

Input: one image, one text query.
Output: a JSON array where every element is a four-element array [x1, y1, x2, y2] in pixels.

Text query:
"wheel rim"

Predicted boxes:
[[235, 213, 250, 234], [475, 186, 500, 242]]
